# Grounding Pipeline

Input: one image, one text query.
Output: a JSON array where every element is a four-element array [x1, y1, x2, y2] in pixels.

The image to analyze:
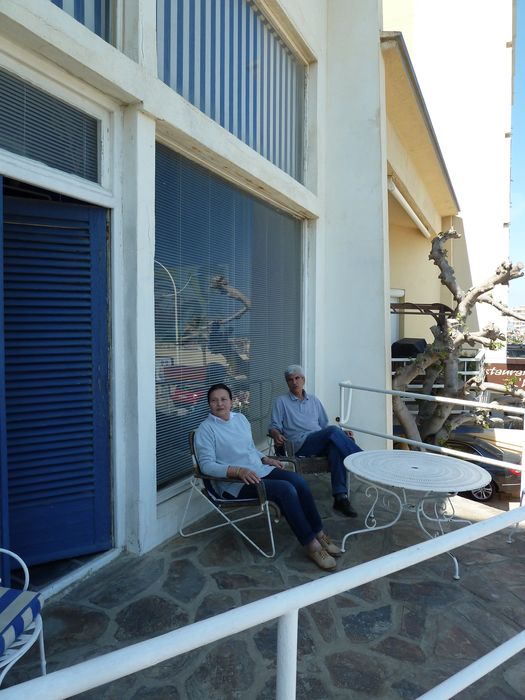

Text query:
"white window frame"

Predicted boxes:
[[0, 39, 118, 207]]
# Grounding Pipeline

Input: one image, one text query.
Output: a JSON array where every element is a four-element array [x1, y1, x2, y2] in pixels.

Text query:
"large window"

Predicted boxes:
[[155, 143, 302, 488], [157, 0, 305, 182]]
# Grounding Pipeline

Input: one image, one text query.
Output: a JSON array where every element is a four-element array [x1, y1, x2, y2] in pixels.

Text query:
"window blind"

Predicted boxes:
[[155, 143, 301, 487], [0, 68, 99, 183]]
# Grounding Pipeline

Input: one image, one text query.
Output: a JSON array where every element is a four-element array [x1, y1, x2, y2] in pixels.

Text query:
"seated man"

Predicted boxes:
[[269, 365, 362, 517]]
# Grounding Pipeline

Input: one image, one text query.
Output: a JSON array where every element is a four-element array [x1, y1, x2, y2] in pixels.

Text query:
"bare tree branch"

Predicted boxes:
[[463, 324, 505, 348], [210, 275, 251, 324], [432, 412, 482, 446], [428, 229, 463, 301], [468, 377, 525, 402], [478, 291, 525, 320], [458, 261, 524, 317]]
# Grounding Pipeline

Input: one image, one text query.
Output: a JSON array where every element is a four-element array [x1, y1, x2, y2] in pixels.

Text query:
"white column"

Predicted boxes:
[[322, 0, 391, 446], [120, 106, 157, 552]]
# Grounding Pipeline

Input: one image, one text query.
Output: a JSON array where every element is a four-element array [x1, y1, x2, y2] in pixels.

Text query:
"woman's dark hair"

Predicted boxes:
[[207, 383, 232, 403]]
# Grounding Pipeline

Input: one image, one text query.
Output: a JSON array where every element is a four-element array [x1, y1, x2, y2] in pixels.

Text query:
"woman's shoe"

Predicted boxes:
[[317, 533, 342, 557], [308, 547, 336, 570]]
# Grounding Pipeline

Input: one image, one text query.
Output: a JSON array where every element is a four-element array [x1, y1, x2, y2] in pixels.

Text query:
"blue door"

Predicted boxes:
[[1, 194, 111, 565]]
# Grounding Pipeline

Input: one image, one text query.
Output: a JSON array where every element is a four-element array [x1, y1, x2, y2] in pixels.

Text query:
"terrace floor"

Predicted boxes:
[[4, 474, 525, 699]]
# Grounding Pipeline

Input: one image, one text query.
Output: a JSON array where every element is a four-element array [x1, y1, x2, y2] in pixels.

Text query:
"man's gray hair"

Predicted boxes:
[[284, 364, 305, 378]]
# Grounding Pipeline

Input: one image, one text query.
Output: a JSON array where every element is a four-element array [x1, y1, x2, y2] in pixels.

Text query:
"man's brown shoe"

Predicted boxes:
[[308, 548, 337, 570]]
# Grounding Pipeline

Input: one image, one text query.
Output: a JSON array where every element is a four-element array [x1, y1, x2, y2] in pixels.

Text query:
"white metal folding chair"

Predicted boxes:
[[0, 547, 46, 686], [180, 432, 285, 558]]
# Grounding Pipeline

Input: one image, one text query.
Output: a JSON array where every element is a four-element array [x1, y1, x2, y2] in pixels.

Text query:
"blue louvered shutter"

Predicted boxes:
[[3, 196, 111, 566]]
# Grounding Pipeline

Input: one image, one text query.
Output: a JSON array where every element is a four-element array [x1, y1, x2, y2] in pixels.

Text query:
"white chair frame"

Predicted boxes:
[[180, 433, 288, 558], [0, 548, 47, 686]]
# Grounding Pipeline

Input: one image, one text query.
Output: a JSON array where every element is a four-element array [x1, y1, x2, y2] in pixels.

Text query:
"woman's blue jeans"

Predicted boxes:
[[238, 469, 322, 546], [298, 426, 362, 497]]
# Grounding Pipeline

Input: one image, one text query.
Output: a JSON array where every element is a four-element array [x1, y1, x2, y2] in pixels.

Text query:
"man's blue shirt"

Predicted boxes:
[[269, 391, 329, 453]]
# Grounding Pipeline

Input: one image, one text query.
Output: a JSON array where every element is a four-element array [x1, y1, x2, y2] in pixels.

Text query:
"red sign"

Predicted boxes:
[[485, 363, 525, 389]]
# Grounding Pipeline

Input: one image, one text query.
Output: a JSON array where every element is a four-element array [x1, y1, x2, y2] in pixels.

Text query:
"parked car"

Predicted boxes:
[[393, 425, 522, 502], [444, 430, 522, 502]]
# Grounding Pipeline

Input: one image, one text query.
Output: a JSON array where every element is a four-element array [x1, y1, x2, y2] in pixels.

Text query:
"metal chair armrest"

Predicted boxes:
[[272, 457, 297, 471], [199, 472, 268, 507], [0, 547, 30, 590]]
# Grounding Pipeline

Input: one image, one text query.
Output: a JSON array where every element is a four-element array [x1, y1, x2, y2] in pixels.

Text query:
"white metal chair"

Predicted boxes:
[[0, 547, 46, 686], [180, 432, 288, 558]]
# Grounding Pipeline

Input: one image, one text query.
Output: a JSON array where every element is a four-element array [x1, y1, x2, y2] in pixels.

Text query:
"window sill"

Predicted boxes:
[[157, 475, 192, 505]]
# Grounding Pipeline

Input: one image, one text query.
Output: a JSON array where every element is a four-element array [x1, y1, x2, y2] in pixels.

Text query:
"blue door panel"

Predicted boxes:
[[2, 196, 111, 566]]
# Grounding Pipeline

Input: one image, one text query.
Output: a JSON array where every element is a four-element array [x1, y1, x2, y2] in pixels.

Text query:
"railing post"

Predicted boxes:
[[276, 610, 298, 699]]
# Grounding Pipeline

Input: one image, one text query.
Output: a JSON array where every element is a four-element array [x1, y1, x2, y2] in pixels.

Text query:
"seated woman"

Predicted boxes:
[[194, 383, 341, 570]]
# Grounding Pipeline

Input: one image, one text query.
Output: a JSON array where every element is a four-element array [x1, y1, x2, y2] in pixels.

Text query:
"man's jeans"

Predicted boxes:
[[298, 426, 362, 496]]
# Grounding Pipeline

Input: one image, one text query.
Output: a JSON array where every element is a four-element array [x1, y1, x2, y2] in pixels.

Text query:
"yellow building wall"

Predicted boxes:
[[389, 221, 444, 342]]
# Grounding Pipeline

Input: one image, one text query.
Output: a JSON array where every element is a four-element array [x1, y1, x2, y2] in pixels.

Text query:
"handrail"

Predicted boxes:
[[418, 628, 525, 699], [2, 507, 525, 700], [339, 380, 525, 422], [339, 380, 525, 491]]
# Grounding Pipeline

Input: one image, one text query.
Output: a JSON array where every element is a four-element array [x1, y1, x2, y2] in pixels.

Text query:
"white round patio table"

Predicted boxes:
[[347, 450, 490, 492], [342, 450, 491, 579]]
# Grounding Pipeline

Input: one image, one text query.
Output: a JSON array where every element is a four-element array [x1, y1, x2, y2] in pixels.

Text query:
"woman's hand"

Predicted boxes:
[[238, 467, 261, 484], [227, 465, 261, 483]]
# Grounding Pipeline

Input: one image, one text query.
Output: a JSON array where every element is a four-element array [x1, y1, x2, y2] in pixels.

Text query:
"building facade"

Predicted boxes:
[[0, 0, 514, 569], [384, 0, 515, 349]]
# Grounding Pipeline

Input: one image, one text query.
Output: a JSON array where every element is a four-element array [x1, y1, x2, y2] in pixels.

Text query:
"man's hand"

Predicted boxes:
[[270, 429, 285, 446]]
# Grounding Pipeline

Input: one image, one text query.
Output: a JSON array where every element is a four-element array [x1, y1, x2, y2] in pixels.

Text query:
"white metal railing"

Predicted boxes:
[[339, 381, 525, 497], [391, 349, 485, 387], [1, 507, 524, 700]]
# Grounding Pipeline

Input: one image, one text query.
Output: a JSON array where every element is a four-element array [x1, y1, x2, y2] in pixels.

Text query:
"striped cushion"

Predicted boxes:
[[0, 587, 43, 656]]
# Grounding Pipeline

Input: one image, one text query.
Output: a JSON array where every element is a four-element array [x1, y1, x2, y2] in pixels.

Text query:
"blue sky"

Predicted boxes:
[[510, 0, 525, 306]]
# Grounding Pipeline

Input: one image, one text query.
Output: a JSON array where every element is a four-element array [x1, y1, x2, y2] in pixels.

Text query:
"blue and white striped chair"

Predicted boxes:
[[0, 548, 46, 686]]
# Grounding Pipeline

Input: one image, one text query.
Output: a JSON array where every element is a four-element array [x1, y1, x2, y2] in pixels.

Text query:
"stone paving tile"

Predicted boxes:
[[4, 479, 525, 699]]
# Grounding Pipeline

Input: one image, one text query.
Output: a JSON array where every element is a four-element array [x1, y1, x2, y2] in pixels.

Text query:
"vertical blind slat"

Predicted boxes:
[[156, 0, 305, 182]]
